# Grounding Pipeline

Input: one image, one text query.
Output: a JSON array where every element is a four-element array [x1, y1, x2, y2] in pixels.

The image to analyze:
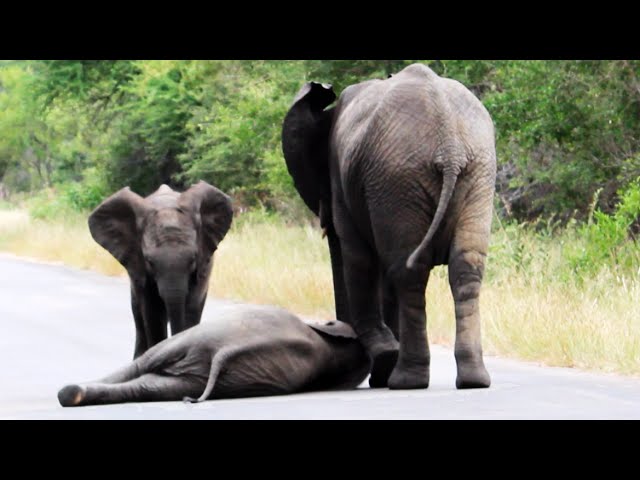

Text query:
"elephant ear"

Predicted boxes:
[[283, 82, 353, 326], [282, 82, 336, 220], [304, 319, 358, 340], [291, 81, 336, 108], [88, 187, 148, 275], [179, 181, 233, 256]]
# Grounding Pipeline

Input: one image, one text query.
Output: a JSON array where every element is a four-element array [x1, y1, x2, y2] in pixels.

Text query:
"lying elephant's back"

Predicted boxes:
[[154, 304, 339, 398], [165, 303, 316, 352]]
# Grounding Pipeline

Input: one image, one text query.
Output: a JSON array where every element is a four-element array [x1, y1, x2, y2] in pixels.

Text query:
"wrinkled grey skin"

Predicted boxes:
[[57, 304, 371, 406], [88, 181, 233, 359], [282, 63, 496, 390]]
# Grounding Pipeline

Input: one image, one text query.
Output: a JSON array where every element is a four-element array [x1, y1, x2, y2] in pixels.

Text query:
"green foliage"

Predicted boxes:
[[482, 61, 640, 220], [568, 178, 640, 275], [26, 188, 79, 221], [180, 80, 280, 195], [59, 167, 110, 211], [2, 59, 640, 275], [178, 61, 307, 206], [102, 61, 197, 194], [0, 63, 106, 192], [22, 169, 109, 219], [31, 60, 141, 108]]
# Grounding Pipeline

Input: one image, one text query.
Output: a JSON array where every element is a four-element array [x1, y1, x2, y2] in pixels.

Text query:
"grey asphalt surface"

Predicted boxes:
[[1, 253, 639, 420]]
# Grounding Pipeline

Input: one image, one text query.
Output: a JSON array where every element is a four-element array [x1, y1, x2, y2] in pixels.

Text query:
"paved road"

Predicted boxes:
[[1, 253, 639, 419]]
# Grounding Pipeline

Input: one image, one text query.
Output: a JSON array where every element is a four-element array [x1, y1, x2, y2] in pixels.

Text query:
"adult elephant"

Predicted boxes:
[[89, 181, 233, 359], [282, 63, 496, 390]]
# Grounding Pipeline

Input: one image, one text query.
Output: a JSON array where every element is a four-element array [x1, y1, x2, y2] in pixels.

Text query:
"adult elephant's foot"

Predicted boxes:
[[369, 350, 399, 388], [387, 357, 430, 390], [58, 384, 87, 407], [455, 355, 491, 389], [358, 326, 399, 388]]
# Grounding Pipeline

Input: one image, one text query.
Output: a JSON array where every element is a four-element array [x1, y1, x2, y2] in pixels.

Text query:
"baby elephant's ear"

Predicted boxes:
[[180, 181, 233, 256], [305, 319, 358, 339], [88, 187, 148, 273]]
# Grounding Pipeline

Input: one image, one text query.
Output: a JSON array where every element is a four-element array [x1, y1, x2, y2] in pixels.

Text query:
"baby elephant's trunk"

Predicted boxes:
[[164, 294, 187, 336], [158, 279, 189, 336]]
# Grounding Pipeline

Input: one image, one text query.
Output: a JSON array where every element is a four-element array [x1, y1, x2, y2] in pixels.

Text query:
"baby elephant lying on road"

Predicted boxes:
[[58, 304, 371, 406]]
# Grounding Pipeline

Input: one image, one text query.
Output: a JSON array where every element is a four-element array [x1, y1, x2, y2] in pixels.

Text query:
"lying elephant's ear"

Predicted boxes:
[[180, 181, 233, 256], [88, 187, 147, 274], [305, 319, 358, 339]]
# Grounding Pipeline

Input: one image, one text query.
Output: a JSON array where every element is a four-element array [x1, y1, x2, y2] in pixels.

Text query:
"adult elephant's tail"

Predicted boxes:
[[406, 167, 459, 269]]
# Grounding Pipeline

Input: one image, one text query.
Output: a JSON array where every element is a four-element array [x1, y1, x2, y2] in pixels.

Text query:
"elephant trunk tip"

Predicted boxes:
[[58, 384, 86, 407]]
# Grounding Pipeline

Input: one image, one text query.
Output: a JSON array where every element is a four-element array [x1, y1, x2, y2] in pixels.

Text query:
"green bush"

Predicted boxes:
[[26, 189, 79, 221], [3, 60, 640, 234], [60, 167, 109, 211], [569, 177, 640, 275]]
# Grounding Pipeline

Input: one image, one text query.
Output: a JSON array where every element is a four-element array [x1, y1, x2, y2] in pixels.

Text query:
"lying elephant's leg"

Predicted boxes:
[[97, 333, 192, 384], [93, 342, 164, 384], [58, 374, 202, 407], [95, 361, 143, 384]]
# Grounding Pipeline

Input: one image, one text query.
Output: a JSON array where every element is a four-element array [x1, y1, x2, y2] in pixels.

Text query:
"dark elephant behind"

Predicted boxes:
[[88, 181, 233, 359], [58, 303, 371, 406], [282, 63, 497, 390]]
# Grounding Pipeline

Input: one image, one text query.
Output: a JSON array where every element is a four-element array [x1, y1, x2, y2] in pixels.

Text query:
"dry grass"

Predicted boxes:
[[1, 208, 638, 376], [210, 216, 335, 319], [0, 210, 124, 276], [426, 267, 640, 376]]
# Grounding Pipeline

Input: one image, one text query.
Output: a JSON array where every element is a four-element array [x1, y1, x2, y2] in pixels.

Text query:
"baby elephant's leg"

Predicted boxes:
[[95, 361, 142, 384], [58, 374, 203, 407]]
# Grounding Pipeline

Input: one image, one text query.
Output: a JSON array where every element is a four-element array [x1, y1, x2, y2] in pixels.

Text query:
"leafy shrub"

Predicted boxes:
[[59, 167, 109, 211], [569, 177, 640, 275], [27, 188, 78, 221]]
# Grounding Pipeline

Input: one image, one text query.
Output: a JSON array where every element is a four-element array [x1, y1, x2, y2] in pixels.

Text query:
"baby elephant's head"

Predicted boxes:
[[88, 181, 233, 333]]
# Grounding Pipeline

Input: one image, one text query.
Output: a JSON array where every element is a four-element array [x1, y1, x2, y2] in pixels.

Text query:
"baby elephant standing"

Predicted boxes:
[[58, 304, 371, 406], [88, 181, 233, 359]]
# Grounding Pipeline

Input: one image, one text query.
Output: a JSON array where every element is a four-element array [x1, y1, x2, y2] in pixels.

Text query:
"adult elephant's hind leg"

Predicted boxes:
[[448, 227, 492, 389], [58, 375, 203, 407], [380, 272, 399, 341], [339, 233, 398, 388], [387, 265, 430, 390]]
